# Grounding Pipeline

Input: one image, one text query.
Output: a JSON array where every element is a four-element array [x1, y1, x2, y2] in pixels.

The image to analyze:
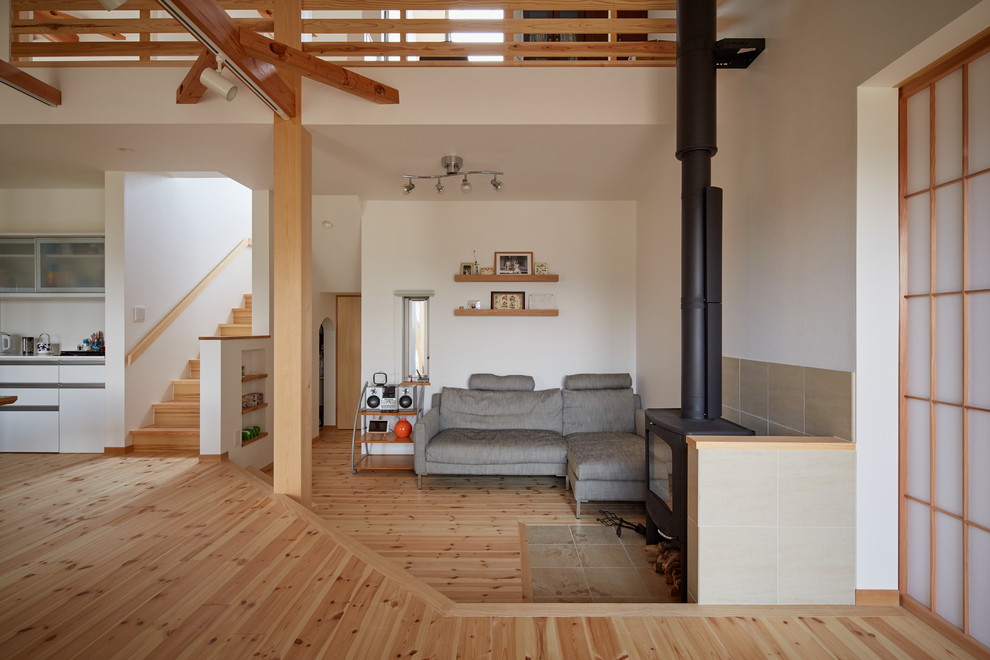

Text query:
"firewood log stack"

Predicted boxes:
[[646, 541, 682, 597]]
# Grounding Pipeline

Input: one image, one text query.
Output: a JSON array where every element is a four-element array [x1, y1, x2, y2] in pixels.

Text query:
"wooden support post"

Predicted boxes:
[[272, 0, 312, 505]]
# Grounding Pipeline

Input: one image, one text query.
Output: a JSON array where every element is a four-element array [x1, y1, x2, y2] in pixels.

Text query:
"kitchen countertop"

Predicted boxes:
[[0, 355, 105, 365]]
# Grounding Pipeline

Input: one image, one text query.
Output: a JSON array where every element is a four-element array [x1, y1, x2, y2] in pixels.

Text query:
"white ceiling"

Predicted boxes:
[[0, 121, 673, 201]]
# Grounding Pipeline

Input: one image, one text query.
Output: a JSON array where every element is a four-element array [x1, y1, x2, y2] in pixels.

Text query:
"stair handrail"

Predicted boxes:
[[126, 238, 252, 367]]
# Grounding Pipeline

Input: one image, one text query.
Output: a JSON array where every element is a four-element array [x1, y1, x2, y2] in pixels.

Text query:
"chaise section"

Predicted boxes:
[[562, 373, 647, 517]]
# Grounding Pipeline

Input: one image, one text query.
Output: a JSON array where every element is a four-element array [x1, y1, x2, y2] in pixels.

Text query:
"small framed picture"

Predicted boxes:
[[534, 262, 548, 275], [459, 262, 476, 275], [494, 251, 533, 275], [491, 291, 525, 310], [529, 293, 555, 310], [480, 267, 495, 275]]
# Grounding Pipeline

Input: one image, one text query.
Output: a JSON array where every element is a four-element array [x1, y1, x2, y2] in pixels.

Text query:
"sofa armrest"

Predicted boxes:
[[635, 408, 646, 438], [413, 407, 440, 474]]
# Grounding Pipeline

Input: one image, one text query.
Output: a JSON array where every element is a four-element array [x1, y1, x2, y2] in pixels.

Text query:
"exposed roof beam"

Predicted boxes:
[[33, 10, 126, 40], [156, 0, 296, 119], [0, 58, 62, 106], [176, 47, 213, 104], [238, 29, 399, 105]]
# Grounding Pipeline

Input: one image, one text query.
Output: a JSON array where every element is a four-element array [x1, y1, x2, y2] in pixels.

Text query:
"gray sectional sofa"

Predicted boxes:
[[413, 372, 646, 517]]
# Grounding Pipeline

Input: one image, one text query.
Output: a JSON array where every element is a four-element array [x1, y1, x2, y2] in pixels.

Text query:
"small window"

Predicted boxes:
[[403, 297, 429, 380]]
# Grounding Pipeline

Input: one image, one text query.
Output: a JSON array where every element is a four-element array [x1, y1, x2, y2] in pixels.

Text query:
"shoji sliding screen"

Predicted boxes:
[[899, 34, 990, 647]]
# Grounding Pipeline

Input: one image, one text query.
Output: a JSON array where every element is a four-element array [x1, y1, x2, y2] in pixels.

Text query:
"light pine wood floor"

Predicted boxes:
[[0, 446, 986, 658], [312, 428, 647, 603]]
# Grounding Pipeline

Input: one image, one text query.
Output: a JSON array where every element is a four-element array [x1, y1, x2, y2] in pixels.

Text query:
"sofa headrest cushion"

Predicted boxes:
[[563, 373, 632, 391], [468, 373, 536, 391]]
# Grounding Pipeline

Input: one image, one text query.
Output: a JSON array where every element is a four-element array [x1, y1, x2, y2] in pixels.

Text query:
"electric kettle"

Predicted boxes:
[[0, 332, 10, 355]]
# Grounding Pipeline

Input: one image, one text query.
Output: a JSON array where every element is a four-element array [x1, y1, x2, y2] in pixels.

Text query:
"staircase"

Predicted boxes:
[[129, 294, 252, 453]]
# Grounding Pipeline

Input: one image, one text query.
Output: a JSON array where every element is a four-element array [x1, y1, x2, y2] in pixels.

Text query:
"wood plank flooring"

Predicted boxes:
[[0, 447, 986, 658], [312, 428, 646, 603]]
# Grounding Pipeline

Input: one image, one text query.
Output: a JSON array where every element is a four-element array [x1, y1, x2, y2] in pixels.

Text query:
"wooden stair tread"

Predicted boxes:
[[131, 425, 199, 433]]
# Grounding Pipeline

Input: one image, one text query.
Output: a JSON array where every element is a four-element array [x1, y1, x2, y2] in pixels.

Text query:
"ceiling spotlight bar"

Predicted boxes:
[[155, 0, 294, 119], [402, 155, 503, 195]]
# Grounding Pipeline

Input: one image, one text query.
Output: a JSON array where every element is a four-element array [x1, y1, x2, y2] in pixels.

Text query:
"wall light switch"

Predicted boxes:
[[133, 306, 146, 322]]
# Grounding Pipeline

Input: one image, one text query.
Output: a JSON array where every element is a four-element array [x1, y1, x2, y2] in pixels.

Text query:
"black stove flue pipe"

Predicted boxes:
[[676, 0, 722, 420]]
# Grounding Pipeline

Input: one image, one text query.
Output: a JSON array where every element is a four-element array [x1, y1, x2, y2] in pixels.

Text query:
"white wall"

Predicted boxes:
[[120, 174, 252, 440], [0, 189, 104, 233], [713, 0, 977, 372], [361, 201, 637, 396], [635, 133, 681, 409]]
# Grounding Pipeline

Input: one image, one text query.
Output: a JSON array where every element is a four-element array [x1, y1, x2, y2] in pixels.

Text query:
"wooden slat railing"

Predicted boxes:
[[125, 238, 251, 367], [10, 0, 678, 67]]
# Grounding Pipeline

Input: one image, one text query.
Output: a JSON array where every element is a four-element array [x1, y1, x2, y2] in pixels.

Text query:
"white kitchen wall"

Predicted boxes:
[[361, 201, 637, 398], [119, 173, 252, 437]]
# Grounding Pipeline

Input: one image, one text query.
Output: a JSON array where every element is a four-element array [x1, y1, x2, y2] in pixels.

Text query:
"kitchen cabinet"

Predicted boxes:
[[0, 236, 105, 294], [0, 358, 105, 453], [0, 364, 60, 452], [58, 363, 105, 453]]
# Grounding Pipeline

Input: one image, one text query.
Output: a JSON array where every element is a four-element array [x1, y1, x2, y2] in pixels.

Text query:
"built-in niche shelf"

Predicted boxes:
[[453, 308, 559, 317], [242, 432, 269, 446], [242, 403, 268, 415], [241, 373, 267, 383], [454, 274, 559, 283]]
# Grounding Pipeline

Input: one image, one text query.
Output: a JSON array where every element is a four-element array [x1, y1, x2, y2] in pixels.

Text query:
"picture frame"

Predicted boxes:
[[459, 262, 476, 275], [529, 293, 555, 310], [494, 251, 533, 275], [491, 291, 525, 310]]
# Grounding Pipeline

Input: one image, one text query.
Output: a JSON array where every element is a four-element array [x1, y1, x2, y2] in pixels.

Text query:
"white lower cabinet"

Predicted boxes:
[[59, 387, 105, 453], [0, 360, 105, 453], [0, 409, 60, 452]]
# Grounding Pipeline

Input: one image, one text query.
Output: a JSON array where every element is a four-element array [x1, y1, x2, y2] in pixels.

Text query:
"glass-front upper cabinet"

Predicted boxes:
[[0, 238, 37, 292], [0, 237, 105, 293], [37, 238, 105, 292]]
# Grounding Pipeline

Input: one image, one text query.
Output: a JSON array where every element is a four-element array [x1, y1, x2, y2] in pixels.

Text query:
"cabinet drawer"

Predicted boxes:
[[59, 365, 105, 384], [0, 365, 59, 384], [0, 410, 59, 452], [0, 387, 58, 406]]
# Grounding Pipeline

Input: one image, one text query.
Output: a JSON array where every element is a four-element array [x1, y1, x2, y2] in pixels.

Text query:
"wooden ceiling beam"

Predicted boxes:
[[33, 10, 126, 40], [0, 58, 62, 106], [155, 0, 296, 118], [175, 47, 214, 103], [238, 29, 399, 105]]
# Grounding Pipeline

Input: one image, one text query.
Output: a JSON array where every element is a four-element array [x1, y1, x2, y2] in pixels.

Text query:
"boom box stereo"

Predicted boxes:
[[366, 385, 397, 411]]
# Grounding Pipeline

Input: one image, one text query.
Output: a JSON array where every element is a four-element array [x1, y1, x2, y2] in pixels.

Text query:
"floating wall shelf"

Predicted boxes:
[[453, 274, 559, 283], [454, 309, 559, 317]]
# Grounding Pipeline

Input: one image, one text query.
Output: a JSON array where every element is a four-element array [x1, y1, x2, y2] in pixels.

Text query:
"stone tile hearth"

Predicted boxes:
[[522, 524, 680, 603]]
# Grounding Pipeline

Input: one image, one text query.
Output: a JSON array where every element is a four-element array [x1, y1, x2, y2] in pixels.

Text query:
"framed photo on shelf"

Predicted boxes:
[[459, 262, 476, 275], [491, 291, 525, 310], [494, 251, 533, 275], [529, 293, 555, 310]]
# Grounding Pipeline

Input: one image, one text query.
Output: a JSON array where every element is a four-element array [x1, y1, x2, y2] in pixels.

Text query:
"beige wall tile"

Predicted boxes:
[[777, 527, 856, 604], [721, 405, 741, 424], [769, 363, 805, 433], [769, 422, 803, 436], [722, 357, 740, 410], [778, 451, 856, 527], [740, 359, 769, 418], [806, 368, 853, 440], [697, 450, 777, 527], [738, 411, 768, 435], [696, 526, 778, 604]]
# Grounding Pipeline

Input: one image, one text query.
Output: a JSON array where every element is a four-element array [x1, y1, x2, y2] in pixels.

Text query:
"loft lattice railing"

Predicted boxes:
[[10, 0, 677, 66]]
